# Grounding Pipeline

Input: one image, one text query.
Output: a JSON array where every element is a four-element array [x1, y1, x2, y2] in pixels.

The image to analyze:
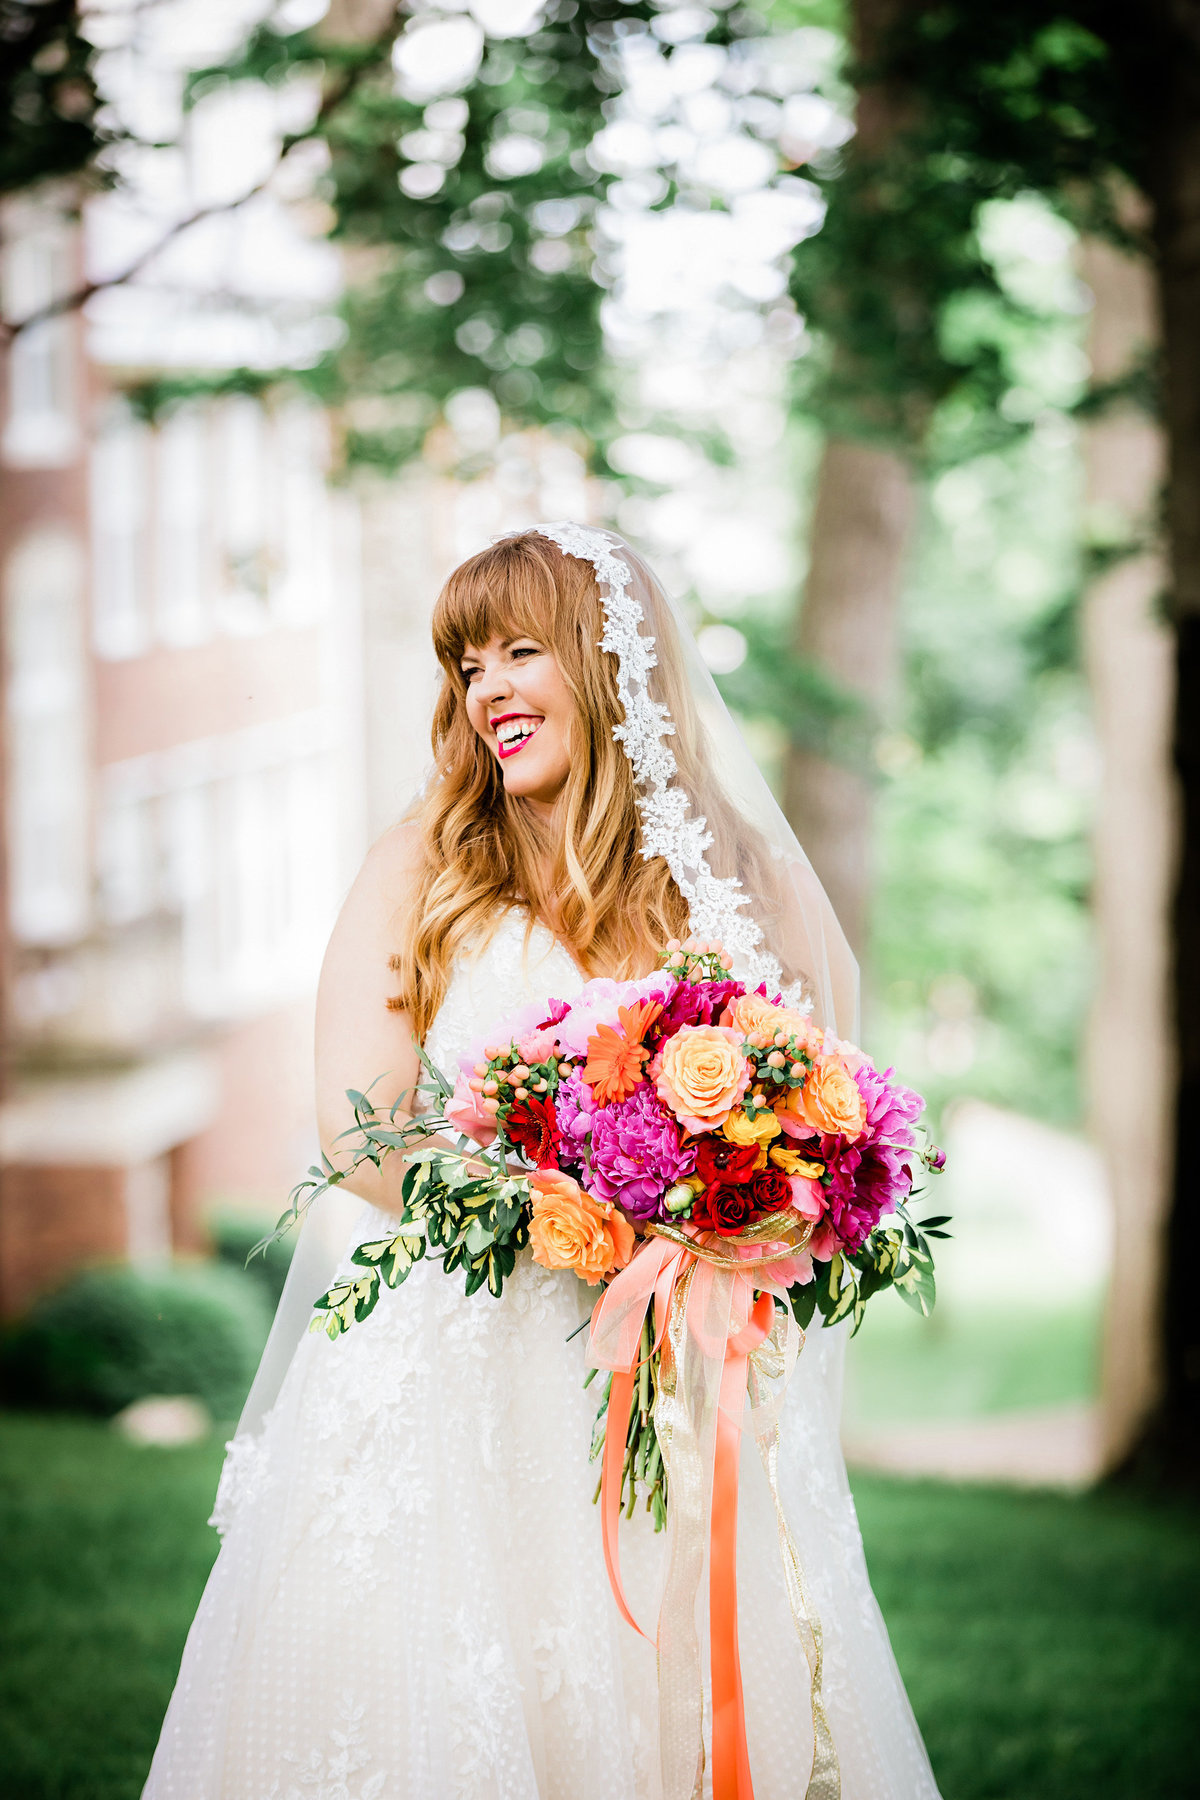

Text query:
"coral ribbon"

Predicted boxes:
[[590, 1227, 802, 1800], [597, 1234, 688, 1640], [708, 1284, 775, 1798]]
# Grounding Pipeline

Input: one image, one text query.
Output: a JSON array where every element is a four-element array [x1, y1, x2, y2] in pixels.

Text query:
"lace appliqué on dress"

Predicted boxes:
[[209, 1429, 271, 1537], [265, 1695, 387, 1800]]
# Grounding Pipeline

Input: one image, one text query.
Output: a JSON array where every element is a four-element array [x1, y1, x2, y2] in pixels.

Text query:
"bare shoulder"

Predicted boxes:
[[321, 822, 425, 983], [360, 818, 425, 894], [336, 821, 426, 932]]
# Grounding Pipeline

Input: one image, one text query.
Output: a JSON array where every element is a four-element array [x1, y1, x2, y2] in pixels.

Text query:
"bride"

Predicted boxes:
[[143, 524, 941, 1800]]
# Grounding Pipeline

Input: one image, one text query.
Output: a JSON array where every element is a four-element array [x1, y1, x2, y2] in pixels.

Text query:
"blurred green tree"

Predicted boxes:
[[0, 1, 106, 197], [765, 0, 1197, 1476], [179, 0, 664, 466]]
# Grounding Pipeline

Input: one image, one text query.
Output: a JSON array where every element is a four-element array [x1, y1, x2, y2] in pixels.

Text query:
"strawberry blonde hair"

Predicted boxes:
[[389, 531, 773, 1042]]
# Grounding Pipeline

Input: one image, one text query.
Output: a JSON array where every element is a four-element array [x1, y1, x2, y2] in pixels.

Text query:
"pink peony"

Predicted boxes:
[[555, 1071, 595, 1148], [461, 997, 555, 1079], [444, 1071, 498, 1148], [854, 1063, 924, 1146], [556, 972, 677, 1058], [588, 1083, 696, 1220], [815, 1136, 911, 1252]]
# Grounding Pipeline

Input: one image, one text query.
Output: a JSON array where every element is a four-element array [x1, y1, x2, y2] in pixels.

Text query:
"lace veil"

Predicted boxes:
[[515, 524, 859, 1039], [232, 522, 859, 1443]]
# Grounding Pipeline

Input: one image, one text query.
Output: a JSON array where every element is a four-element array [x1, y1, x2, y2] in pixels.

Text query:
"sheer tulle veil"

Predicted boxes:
[[147, 527, 945, 1800], [233, 522, 859, 1449]]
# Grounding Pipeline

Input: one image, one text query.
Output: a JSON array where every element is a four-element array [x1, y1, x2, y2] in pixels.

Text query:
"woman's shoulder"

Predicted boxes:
[[322, 823, 426, 963], [357, 819, 426, 902]]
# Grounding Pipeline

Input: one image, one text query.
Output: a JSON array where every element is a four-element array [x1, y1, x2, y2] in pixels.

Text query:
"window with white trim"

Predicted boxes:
[[4, 528, 91, 945], [1, 206, 79, 469], [91, 403, 151, 659], [154, 405, 212, 646]]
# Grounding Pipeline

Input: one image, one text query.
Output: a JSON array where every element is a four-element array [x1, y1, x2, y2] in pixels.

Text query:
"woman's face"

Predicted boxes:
[[461, 633, 575, 811]]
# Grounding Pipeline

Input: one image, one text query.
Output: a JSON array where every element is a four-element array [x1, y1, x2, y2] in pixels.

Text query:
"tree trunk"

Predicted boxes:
[[782, 0, 923, 957], [1145, 6, 1200, 1475], [1077, 229, 1176, 1471], [784, 440, 915, 953]]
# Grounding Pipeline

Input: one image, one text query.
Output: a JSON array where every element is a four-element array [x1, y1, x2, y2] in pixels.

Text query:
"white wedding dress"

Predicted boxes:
[[144, 912, 941, 1800]]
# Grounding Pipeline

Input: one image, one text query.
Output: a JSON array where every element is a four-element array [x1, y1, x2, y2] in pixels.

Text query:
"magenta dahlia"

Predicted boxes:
[[651, 976, 746, 1042]]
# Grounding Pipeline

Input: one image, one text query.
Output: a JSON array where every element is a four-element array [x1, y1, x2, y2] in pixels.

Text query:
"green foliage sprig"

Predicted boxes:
[[585, 1312, 668, 1531], [312, 1143, 533, 1335], [253, 1051, 538, 1335], [791, 1185, 951, 1337]]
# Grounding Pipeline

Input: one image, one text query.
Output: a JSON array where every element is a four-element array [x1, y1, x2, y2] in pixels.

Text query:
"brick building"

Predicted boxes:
[[0, 170, 363, 1313]]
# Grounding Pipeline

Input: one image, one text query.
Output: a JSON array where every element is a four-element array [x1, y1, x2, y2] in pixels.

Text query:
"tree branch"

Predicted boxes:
[[0, 20, 396, 345]]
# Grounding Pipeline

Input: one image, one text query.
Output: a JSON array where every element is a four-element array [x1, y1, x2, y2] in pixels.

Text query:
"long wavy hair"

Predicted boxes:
[[389, 531, 774, 1042]]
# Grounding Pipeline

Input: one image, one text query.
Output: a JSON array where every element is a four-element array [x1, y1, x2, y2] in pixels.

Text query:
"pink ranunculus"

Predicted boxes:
[[518, 1028, 559, 1065], [808, 1221, 840, 1262], [444, 1071, 499, 1148], [788, 1175, 826, 1221]]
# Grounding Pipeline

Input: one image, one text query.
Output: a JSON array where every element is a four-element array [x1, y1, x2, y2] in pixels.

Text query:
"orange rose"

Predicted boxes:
[[721, 992, 824, 1057], [720, 991, 783, 1038], [776, 1009, 825, 1056], [527, 1168, 635, 1286], [777, 1054, 866, 1141], [653, 1025, 751, 1133]]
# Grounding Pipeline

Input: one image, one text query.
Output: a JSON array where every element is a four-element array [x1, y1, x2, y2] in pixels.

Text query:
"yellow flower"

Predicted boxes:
[[769, 1144, 825, 1179], [722, 1107, 781, 1148]]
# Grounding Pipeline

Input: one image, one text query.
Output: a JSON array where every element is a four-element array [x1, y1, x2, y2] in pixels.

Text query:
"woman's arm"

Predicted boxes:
[[314, 822, 431, 1217]]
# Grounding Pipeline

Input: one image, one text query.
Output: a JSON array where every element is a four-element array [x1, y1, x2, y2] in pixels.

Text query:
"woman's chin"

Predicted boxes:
[[502, 757, 569, 807]]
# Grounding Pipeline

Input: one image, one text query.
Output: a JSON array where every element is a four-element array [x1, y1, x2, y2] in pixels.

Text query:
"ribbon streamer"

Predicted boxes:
[[589, 1214, 841, 1800]]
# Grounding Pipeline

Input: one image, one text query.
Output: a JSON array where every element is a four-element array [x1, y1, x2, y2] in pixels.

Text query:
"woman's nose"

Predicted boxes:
[[479, 663, 513, 706]]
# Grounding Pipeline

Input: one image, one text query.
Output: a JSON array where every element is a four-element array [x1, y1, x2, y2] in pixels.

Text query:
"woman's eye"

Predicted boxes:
[[510, 645, 539, 660], [462, 666, 481, 682]]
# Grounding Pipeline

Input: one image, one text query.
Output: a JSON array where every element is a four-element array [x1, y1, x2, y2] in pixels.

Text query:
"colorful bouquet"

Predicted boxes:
[[278, 935, 945, 1484], [269, 936, 945, 1800]]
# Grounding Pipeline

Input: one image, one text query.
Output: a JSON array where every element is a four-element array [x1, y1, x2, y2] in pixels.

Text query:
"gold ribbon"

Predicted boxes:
[[747, 1319, 841, 1800]]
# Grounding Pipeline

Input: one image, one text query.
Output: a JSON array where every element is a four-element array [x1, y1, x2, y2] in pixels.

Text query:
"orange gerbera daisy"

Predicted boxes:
[[583, 1000, 663, 1104]]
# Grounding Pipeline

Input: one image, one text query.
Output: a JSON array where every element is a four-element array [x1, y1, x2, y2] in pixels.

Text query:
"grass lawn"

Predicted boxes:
[[843, 1294, 1103, 1427], [1, 1412, 1197, 1800]]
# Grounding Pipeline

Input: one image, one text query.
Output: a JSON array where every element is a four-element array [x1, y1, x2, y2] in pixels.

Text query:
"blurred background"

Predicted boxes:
[[0, 2, 1196, 1796]]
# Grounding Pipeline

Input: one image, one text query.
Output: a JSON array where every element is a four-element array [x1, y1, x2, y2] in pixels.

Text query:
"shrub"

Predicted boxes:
[[0, 1262, 274, 1422], [210, 1211, 295, 1309]]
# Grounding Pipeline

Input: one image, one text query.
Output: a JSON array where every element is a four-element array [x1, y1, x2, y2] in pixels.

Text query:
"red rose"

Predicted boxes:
[[693, 1181, 757, 1236], [694, 1137, 759, 1188], [750, 1167, 793, 1214], [504, 1095, 559, 1168]]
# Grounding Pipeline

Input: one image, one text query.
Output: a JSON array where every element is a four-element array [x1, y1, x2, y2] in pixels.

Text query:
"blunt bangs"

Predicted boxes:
[[431, 536, 568, 675]]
